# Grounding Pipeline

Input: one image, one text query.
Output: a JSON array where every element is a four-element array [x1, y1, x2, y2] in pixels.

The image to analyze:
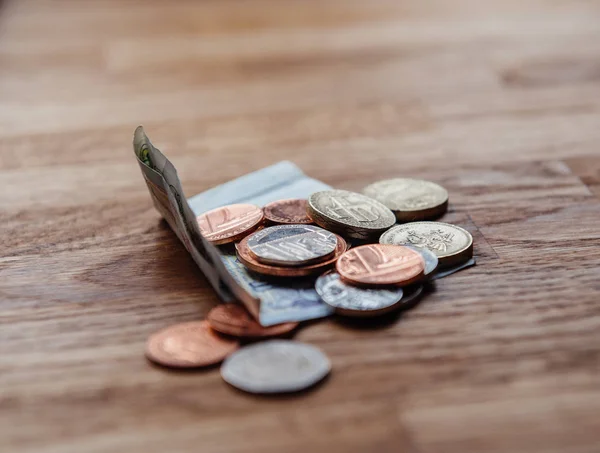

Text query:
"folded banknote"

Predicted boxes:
[[133, 126, 334, 326], [133, 127, 474, 325]]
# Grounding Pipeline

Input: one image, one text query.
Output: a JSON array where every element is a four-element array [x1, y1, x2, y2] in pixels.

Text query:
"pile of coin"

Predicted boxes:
[[145, 178, 474, 394]]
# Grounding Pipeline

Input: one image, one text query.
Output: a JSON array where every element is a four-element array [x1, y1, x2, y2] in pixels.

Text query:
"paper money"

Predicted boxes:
[[133, 127, 333, 326], [220, 253, 333, 326], [188, 160, 332, 213], [133, 127, 244, 303]]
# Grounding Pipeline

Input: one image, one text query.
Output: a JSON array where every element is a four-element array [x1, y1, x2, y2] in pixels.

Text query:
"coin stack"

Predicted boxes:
[[146, 178, 474, 394]]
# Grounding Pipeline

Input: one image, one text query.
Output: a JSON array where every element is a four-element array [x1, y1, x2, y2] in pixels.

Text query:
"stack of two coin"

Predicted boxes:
[[315, 243, 438, 318], [236, 224, 347, 277]]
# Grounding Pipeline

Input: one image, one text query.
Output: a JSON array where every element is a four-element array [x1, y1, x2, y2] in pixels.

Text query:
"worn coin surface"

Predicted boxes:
[[246, 225, 337, 267], [237, 234, 347, 277], [336, 244, 425, 286], [263, 199, 312, 224], [404, 245, 439, 277], [308, 190, 396, 239], [363, 178, 448, 222], [207, 304, 298, 338], [380, 222, 473, 268], [196, 203, 264, 245], [145, 321, 239, 368], [221, 340, 331, 394], [315, 271, 404, 317]]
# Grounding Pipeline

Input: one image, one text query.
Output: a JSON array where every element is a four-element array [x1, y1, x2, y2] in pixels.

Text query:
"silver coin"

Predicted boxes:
[[308, 190, 396, 239], [404, 245, 439, 277], [246, 224, 337, 266], [220, 340, 331, 394], [315, 271, 404, 317], [380, 222, 473, 268], [363, 178, 448, 222]]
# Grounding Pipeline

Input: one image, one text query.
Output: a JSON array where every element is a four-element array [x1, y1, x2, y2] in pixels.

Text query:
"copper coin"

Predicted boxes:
[[263, 199, 312, 224], [196, 204, 264, 245], [336, 244, 425, 287], [237, 234, 347, 277], [207, 304, 298, 338], [145, 321, 239, 368]]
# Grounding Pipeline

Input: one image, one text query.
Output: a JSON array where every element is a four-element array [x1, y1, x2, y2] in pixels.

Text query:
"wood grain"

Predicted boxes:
[[1, 1, 600, 452]]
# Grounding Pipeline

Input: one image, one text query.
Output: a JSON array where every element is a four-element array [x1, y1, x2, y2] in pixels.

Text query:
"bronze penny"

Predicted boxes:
[[263, 199, 312, 224], [145, 321, 239, 368], [196, 203, 264, 245], [207, 304, 298, 338], [237, 234, 347, 277], [336, 244, 425, 287]]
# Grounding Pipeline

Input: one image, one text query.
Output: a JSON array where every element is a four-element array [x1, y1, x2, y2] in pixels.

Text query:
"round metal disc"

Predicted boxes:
[[404, 245, 439, 276], [145, 321, 239, 368], [398, 284, 424, 309], [315, 271, 404, 317], [196, 203, 264, 245], [379, 222, 473, 268], [363, 178, 448, 222], [246, 224, 337, 267], [220, 340, 331, 394], [336, 244, 425, 287], [236, 234, 347, 277], [308, 190, 396, 239]]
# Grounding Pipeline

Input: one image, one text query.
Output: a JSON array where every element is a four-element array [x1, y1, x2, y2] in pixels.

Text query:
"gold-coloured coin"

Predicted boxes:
[[307, 190, 396, 239], [363, 178, 448, 222], [379, 222, 473, 268]]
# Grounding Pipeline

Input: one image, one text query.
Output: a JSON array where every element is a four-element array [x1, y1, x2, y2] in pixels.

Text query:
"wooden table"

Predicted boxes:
[[2, 1, 600, 452]]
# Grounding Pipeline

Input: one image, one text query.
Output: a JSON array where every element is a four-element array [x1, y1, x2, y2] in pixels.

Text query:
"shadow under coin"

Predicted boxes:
[[145, 358, 223, 374], [332, 281, 435, 330], [222, 371, 332, 400]]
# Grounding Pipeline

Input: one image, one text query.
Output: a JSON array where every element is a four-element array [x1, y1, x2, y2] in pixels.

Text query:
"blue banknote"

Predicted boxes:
[[134, 127, 334, 326], [189, 161, 335, 326]]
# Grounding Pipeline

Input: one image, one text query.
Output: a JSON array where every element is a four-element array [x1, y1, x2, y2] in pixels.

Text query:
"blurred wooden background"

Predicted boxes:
[[1, 1, 600, 452]]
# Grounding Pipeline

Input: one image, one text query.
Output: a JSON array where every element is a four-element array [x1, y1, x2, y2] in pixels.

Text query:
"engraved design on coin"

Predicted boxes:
[[196, 203, 263, 244], [236, 234, 346, 278], [315, 271, 404, 316], [363, 178, 448, 221], [406, 228, 454, 252], [263, 199, 312, 224], [308, 190, 396, 239], [379, 222, 473, 267], [220, 340, 331, 394], [336, 244, 424, 286], [246, 225, 337, 266]]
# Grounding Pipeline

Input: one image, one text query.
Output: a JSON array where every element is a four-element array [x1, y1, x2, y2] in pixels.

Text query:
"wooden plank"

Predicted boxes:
[[1, 0, 600, 452]]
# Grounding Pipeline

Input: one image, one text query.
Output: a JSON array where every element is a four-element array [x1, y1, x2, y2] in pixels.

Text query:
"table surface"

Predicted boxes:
[[2, 1, 600, 452]]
